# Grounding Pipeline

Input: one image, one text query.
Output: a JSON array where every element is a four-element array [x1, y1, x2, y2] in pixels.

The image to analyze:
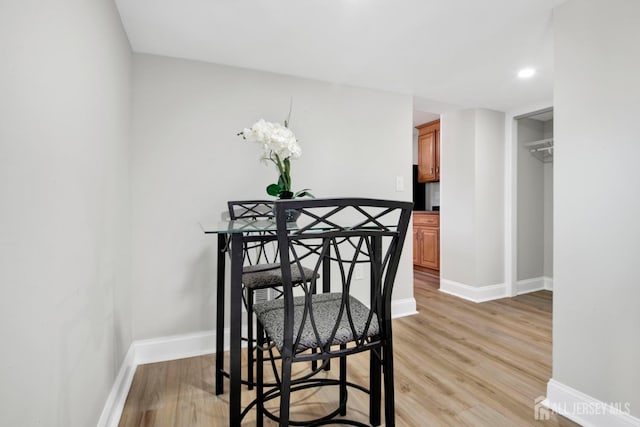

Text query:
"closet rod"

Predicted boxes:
[[531, 146, 553, 153], [524, 138, 553, 148]]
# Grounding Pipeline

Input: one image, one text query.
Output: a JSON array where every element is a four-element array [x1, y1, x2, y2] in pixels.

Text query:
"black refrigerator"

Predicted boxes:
[[412, 165, 426, 211]]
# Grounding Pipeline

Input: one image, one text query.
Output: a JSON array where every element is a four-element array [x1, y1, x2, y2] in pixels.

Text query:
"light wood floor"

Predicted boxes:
[[118, 273, 578, 426]]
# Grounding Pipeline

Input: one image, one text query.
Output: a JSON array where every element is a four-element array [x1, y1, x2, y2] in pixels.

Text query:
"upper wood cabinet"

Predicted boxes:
[[416, 119, 440, 182]]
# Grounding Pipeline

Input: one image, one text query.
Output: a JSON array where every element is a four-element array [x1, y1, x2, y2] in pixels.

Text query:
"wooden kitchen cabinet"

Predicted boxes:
[[416, 119, 440, 182], [413, 212, 440, 272]]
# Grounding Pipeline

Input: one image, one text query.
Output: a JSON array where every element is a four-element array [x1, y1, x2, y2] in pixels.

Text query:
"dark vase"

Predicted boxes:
[[273, 192, 301, 222]]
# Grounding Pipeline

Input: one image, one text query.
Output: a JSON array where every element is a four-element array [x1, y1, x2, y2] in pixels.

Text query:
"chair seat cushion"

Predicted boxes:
[[253, 293, 379, 352], [242, 263, 316, 289]]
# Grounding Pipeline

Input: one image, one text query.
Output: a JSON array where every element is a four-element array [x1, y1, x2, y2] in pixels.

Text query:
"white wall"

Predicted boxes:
[[543, 119, 554, 278], [440, 109, 505, 288], [475, 110, 506, 286], [131, 54, 414, 340], [0, 1, 132, 426], [552, 0, 640, 417], [440, 110, 477, 285], [543, 161, 553, 278]]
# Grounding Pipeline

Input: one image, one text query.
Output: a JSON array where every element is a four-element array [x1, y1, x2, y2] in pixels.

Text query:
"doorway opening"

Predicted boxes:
[[412, 110, 441, 290], [514, 108, 554, 294]]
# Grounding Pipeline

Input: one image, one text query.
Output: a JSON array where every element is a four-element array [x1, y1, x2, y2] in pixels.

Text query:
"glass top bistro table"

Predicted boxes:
[[199, 216, 308, 426]]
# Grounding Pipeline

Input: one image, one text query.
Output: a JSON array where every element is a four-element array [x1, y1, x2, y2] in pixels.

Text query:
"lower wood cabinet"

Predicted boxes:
[[413, 212, 440, 272]]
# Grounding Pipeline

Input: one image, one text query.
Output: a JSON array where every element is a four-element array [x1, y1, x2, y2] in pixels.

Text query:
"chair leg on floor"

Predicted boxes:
[[383, 341, 396, 427], [311, 347, 317, 371], [247, 290, 254, 390], [256, 322, 264, 427], [279, 355, 293, 427], [340, 344, 347, 416], [369, 347, 382, 426]]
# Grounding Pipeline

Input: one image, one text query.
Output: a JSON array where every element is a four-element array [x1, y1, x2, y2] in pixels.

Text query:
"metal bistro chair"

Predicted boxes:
[[227, 200, 317, 390], [253, 198, 413, 426]]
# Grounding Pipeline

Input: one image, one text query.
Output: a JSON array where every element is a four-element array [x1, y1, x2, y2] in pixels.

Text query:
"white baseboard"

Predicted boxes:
[[392, 297, 418, 318], [515, 277, 545, 295], [514, 276, 554, 295], [544, 379, 639, 427], [439, 279, 507, 303], [134, 330, 217, 365], [97, 327, 246, 427], [96, 345, 137, 427], [515, 277, 545, 294]]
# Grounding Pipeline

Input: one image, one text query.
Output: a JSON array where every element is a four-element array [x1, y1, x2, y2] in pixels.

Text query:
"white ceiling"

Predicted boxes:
[[115, 0, 556, 118]]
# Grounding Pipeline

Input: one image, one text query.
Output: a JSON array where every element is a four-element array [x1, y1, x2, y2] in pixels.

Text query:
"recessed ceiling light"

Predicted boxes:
[[518, 68, 536, 78]]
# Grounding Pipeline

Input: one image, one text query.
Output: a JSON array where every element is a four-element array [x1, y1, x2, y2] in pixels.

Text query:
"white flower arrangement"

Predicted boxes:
[[241, 119, 302, 161], [238, 115, 312, 199]]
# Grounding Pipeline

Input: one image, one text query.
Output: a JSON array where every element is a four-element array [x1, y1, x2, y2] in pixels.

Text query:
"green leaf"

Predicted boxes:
[[266, 183, 282, 196], [294, 189, 314, 198]]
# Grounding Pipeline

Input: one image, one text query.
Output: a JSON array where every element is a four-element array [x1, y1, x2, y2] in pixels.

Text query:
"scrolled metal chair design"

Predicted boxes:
[[227, 200, 316, 389], [252, 198, 413, 426]]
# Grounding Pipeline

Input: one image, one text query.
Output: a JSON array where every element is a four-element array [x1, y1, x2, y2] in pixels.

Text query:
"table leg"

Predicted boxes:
[[229, 233, 243, 426], [322, 245, 332, 371], [215, 233, 226, 395]]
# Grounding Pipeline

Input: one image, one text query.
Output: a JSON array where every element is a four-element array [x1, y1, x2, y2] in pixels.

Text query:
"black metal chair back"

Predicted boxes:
[[227, 200, 278, 266], [254, 197, 412, 426], [228, 200, 274, 220]]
